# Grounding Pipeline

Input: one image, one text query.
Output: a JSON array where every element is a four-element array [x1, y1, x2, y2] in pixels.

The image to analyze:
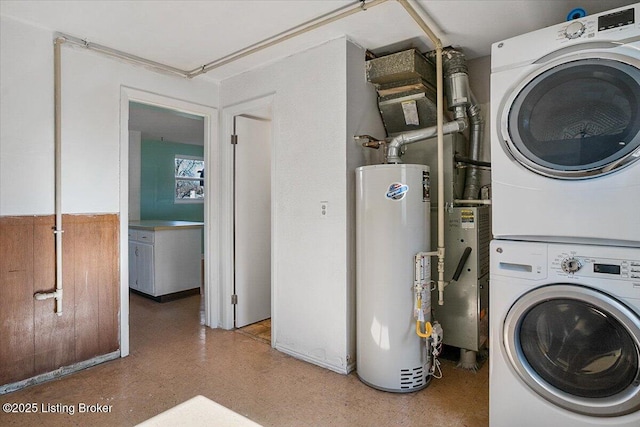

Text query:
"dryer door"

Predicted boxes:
[[503, 284, 640, 417], [501, 56, 640, 179]]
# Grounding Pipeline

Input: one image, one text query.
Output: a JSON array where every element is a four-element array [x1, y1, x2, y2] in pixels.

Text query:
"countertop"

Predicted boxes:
[[129, 220, 204, 231]]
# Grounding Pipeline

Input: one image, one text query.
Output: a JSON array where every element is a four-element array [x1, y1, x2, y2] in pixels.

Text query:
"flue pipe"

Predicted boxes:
[[463, 95, 484, 199], [442, 48, 485, 200], [385, 119, 466, 164], [396, 0, 447, 305], [34, 37, 65, 315]]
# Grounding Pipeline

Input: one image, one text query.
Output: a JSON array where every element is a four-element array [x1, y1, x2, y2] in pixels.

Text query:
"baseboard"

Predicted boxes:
[[275, 343, 349, 375], [0, 350, 120, 395]]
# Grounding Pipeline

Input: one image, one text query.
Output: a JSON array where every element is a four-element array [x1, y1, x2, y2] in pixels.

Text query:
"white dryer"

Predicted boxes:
[[490, 4, 640, 246], [489, 239, 640, 427]]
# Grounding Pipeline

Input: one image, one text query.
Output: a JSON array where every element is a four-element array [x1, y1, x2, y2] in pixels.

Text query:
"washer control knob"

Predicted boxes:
[[561, 257, 582, 273], [564, 21, 585, 39]]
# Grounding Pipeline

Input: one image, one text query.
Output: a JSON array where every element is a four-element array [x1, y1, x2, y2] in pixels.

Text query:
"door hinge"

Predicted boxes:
[[231, 134, 238, 145], [231, 294, 238, 305]]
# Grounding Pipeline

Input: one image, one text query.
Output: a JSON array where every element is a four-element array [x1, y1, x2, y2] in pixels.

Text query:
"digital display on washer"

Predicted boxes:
[[593, 263, 621, 275], [598, 8, 635, 31]]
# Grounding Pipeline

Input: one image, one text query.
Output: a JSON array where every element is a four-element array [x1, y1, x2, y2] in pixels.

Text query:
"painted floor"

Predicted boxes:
[[0, 292, 489, 426]]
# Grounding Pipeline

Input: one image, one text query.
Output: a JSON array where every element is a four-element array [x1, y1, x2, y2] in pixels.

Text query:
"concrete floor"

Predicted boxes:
[[0, 292, 489, 426]]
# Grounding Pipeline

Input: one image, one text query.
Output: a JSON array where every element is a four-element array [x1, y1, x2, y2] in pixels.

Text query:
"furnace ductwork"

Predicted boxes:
[[365, 48, 485, 200]]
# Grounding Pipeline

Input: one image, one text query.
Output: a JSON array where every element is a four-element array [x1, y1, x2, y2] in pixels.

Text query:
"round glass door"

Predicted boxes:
[[503, 285, 640, 416], [503, 57, 640, 179]]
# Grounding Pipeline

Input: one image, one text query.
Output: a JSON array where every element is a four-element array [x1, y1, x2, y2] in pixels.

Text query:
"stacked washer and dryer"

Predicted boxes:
[[489, 4, 640, 427]]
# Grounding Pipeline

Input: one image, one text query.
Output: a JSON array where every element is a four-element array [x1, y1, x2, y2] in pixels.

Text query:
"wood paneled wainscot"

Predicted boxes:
[[0, 214, 119, 386]]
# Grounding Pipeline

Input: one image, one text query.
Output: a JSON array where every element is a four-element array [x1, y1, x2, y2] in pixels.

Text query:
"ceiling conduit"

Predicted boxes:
[[188, 0, 390, 78], [52, 0, 447, 81], [55, 0, 391, 79]]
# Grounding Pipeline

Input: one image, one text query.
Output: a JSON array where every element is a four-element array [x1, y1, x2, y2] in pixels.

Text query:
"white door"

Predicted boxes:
[[234, 115, 271, 328]]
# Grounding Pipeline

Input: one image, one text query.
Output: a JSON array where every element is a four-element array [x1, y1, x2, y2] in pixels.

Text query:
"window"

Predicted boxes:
[[175, 155, 204, 202]]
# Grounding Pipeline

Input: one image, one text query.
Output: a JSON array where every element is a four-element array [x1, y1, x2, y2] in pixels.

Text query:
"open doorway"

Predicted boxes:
[[222, 96, 274, 345], [129, 103, 205, 287], [127, 102, 206, 342], [119, 88, 218, 357]]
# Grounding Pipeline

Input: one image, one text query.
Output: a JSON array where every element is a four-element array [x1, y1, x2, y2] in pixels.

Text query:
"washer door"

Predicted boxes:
[[501, 55, 640, 179], [503, 284, 640, 417]]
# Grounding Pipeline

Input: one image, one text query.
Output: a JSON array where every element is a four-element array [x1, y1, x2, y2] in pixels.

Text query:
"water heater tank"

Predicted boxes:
[[355, 164, 431, 392]]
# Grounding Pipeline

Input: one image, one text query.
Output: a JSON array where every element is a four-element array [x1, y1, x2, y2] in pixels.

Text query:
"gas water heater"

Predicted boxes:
[[355, 164, 435, 392]]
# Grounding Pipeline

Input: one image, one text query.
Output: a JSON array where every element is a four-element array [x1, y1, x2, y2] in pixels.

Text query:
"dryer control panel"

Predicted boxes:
[[552, 252, 640, 281], [556, 6, 636, 42], [598, 7, 635, 32]]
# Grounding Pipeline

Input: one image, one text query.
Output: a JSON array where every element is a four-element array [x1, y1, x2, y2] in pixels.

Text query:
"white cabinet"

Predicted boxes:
[[128, 221, 203, 299]]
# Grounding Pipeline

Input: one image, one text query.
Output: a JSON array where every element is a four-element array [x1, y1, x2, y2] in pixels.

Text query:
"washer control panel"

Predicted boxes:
[[561, 257, 582, 273], [552, 252, 640, 280]]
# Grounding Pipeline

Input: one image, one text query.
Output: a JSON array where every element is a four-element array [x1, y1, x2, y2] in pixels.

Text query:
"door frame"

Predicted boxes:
[[119, 86, 219, 356], [221, 94, 276, 337]]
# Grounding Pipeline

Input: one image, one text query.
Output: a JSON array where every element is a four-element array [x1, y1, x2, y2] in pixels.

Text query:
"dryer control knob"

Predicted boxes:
[[564, 21, 585, 39], [561, 257, 582, 273]]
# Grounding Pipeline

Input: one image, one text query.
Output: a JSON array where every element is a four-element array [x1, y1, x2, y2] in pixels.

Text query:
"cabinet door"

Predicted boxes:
[[128, 241, 139, 291], [136, 243, 155, 295]]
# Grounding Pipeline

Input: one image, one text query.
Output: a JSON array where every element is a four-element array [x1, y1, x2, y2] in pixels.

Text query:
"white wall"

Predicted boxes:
[[221, 37, 382, 374], [0, 15, 219, 216], [345, 41, 386, 369], [1, 16, 55, 215], [0, 15, 219, 362]]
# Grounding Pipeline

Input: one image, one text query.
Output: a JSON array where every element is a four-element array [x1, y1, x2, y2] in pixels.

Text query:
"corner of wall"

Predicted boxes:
[[345, 39, 385, 369]]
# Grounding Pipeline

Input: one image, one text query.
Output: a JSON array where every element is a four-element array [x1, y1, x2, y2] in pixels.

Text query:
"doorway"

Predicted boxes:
[[119, 87, 218, 357], [128, 101, 205, 300]]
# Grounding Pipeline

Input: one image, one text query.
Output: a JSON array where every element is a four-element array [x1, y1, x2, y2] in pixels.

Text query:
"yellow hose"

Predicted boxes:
[[415, 294, 432, 338], [416, 320, 432, 338]]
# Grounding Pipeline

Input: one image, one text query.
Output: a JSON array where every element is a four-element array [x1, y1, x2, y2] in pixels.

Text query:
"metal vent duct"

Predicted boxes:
[[366, 49, 438, 135]]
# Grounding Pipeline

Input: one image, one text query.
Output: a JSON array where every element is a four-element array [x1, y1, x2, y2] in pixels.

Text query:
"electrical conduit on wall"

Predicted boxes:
[[33, 37, 65, 315]]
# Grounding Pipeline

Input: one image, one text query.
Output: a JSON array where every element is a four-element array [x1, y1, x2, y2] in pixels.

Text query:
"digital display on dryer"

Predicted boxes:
[[594, 263, 621, 275], [598, 8, 635, 31]]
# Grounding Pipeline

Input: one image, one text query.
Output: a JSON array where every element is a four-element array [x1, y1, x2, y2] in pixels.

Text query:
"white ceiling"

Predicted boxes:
[[1, 0, 636, 82], [3, 0, 635, 143], [129, 103, 205, 145]]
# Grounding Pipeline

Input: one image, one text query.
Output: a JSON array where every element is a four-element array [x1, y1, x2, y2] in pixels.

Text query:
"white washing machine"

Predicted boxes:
[[490, 4, 640, 247], [490, 239, 640, 427]]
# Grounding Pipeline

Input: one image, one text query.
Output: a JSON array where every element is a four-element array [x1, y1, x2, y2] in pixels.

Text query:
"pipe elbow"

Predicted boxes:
[[386, 135, 405, 164], [452, 118, 467, 133]]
